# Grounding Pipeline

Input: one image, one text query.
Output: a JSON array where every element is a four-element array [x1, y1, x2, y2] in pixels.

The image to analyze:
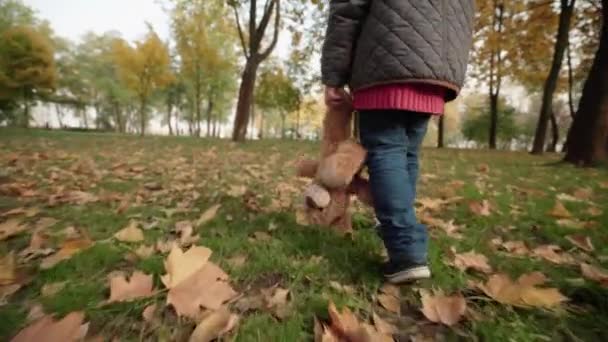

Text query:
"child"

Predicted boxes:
[[322, 0, 475, 284]]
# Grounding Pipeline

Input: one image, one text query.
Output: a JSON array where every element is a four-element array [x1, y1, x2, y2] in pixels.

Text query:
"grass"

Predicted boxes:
[[1, 127, 607, 341]]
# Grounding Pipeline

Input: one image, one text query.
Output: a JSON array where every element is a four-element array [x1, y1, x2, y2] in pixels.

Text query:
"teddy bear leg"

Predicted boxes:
[[349, 175, 373, 207], [316, 141, 367, 189], [296, 159, 319, 179], [303, 183, 331, 209]]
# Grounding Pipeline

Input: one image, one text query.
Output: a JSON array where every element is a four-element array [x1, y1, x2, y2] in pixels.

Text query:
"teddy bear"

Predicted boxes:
[[296, 96, 373, 233]]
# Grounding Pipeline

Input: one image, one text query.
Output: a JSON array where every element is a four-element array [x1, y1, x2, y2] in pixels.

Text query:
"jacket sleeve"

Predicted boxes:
[[321, 0, 371, 88]]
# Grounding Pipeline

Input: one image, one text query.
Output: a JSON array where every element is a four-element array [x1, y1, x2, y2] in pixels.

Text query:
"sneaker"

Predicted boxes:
[[382, 261, 431, 284]]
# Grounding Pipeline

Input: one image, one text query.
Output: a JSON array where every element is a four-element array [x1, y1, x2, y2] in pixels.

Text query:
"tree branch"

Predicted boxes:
[[231, 3, 250, 59], [254, 0, 277, 52], [259, 0, 281, 60]]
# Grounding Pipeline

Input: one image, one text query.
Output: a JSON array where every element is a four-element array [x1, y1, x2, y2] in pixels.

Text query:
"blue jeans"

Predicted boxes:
[[359, 110, 431, 265]]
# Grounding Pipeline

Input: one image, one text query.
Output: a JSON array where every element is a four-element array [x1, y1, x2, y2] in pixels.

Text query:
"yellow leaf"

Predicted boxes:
[[114, 221, 144, 243]]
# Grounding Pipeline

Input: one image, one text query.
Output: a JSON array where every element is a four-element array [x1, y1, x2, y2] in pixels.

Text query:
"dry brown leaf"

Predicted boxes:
[[379, 283, 400, 298], [478, 273, 567, 308], [142, 303, 157, 323], [580, 263, 608, 287], [573, 188, 593, 200], [556, 219, 586, 229], [477, 163, 490, 173], [587, 207, 602, 217], [161, 246, 212, 289], [41, 281, 67, 297], [417, 198, 446, 212], [226, 254, 248, 268], [156, 239, 179, 254], [251, 231, 272, 242], [378, 293, 400, 314], [420, 289, 466, 326], [175, 221, 199, 246], [566, 235, 594, 252], [453, 251, 493, 274], [548, 201, 572, 218], [1, 207, 39, 218], [40, 237, 93, 270], [134, 245, 155, 259], [227, 185, 247, 197], [26, 304, 46, 323], [35, 217, 59, 231], [11, 311, 86, 342], [469, 200, 491, 217], [532, 245, 575, 264], [114, 221, 144, 243], [0, 253, 16, 286], [189, 306, 239, 342], [263, 287, 291, 319], [329, 281, 356, 295], [327, 302, 371, 341], [167, 262, 238, 318], [0, 219, 28, 241], [517, 272, 547, 287], [373, 312, 397, 335], [197, 204, 221, 227], [108, 271, 154, 303], [501, 240, 529, 256]]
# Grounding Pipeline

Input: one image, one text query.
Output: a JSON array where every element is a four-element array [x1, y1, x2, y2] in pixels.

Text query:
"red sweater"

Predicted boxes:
[[353, 83, 446, 115]]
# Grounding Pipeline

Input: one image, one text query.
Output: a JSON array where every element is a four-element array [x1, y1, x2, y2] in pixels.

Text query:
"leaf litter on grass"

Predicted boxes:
[[420, 289, 467, 326], [476, 272, 567, 308]]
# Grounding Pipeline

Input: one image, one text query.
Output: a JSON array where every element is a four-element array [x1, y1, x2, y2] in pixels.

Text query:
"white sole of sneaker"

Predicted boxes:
[[386, 266, 431, 284]]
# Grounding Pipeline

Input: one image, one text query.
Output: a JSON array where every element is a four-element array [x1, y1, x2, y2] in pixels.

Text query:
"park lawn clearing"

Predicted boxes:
[[0, 128, 607, 341]]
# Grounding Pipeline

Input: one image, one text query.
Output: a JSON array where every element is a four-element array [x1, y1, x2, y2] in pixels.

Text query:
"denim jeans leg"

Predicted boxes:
[[404, 113, 431, 198], [359, 110, 428, 265]]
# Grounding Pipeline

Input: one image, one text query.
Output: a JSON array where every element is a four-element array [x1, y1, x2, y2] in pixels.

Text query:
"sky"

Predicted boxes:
[[24, 0, 171, 43]]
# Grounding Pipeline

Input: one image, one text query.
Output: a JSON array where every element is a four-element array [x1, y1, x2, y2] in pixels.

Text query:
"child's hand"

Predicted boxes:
[[324, 86, 352, 109]]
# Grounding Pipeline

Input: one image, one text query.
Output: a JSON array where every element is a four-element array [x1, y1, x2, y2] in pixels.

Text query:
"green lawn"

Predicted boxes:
[[1, 128, 607, 341]]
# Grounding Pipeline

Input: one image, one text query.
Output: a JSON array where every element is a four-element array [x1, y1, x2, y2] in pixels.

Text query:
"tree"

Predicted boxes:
[[462, 97, 522, 149], [564, 0, 608, 165], [229, 0, 281, 141], [112, 29, 173, 136], [255, 64, 301, 138], [531, 0, 577, 154], [0, 0, 35, 33], [0, 26, 56, 127]]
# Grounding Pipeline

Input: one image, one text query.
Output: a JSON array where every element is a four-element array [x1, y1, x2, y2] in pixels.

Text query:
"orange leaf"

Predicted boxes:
[[566, 235, 594, 252]]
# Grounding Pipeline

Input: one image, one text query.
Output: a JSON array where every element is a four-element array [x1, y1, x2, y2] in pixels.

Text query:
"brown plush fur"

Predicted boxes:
[[296, 100, 372, 233]]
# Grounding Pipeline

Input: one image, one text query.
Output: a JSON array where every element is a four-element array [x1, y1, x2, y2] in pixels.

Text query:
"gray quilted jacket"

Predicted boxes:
[[321, 0, 475, 101]]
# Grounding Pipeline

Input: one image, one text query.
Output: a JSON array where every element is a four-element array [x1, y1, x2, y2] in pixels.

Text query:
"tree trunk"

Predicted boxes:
[[438, 115, 445, 148], [22, 88, 30, 128], [212, 114, 218, 138], [567, 36, 575, 119], [167, 102, 174, 136], [295, 109, 301, 139], [546, 110, 559, 152], [232, 60, 259, 141], [54, 104, 64, 128], [564, 0, 608, 166], [139, 97, 146, 136], [281, 112, 286, 139], [206, 98, 214, 137], [531, 0, 576, 155], [489, 93, 499, 149]]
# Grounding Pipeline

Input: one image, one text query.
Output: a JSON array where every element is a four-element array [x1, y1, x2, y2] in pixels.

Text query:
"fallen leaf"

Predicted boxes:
[[134, 245, 155, 259], [517, 272, 547, 287], [189, 307, 239, 342], [548, 201, 572, 218], [175, 221, 198, 246], [197, 204, 221, 227], [478, 273, 567, 308], [469, 200, 491, 217], [161, 246, 212, 289], [501, 241, 529, 256], [226, 254, 247, 268], [556, 193, 584, 203], [108, 271, 154, 303], [580, 263, 608, 287], [417, 198, 446, 212], [262, 287, 291, 319], [1, 207, 39, 218], [142, 303, 157, 323], [0, 253, 16, 286], [35, 217, 59, 231], [377, 293, 400, 314], [556, 219, 586, 229], [532, 245, 575, 264], [379, 283, 400, 298], [477, 163, 490, 173], [329, 281, 355, 295], [26, 304, 45, 323], [373, 312, 397, 335], [227, 185, 247, 197], [566, 235, 594, 252], [587, 207, 602, 217], [156, 239, 179, 254], [0, 219, 28, 241], [40, 238, 93, 270], [114, 221, 144, 243], [1, 284, 22, 305], [452, 251, 493, 274], [327, 302, 371, 341], [11, 311, 87, 342], [251, 231, 272, 242], [599, 181, 608, 189], [41, 281, 67, 297], [420, 289, 466, 326], [573, 188, 593, 200], [162, 246, 237, 318]]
